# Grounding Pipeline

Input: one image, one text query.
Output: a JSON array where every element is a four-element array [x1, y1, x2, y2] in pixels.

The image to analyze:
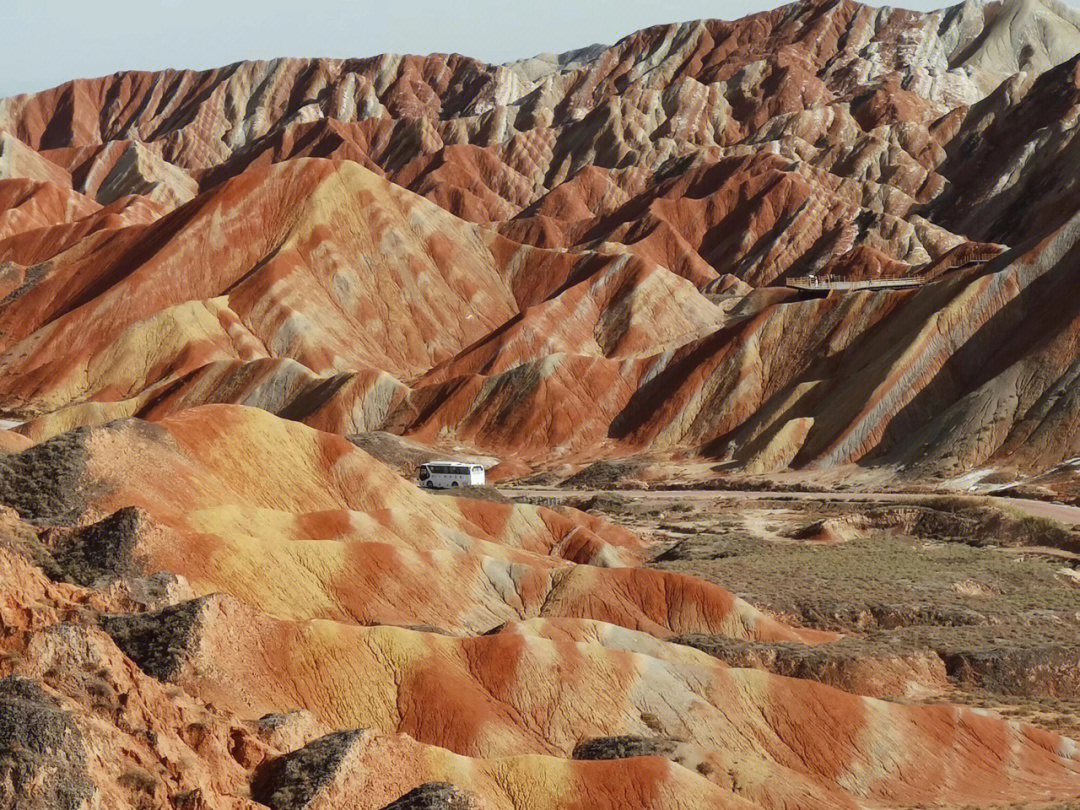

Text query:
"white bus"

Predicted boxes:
[[417, 461, 485, 489]]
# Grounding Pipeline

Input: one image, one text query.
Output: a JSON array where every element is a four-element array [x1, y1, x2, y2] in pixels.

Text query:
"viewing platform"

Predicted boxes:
[[786, 275, 927, 292]]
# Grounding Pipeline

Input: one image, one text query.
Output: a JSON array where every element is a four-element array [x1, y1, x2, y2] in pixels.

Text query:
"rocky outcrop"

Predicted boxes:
[[0, 676, 93, 810], [942, 643, 1080, 698], [89, 141, 198, 210], [0, 427, 89, 523], [252, 730, 365, 810], [0, 131, 71, 186], [378, 783, 480, 810]]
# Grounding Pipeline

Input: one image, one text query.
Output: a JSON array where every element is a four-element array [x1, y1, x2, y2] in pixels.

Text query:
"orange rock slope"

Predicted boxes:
[[1, 0, 1080, 476], [0, 405, 1078, 808]]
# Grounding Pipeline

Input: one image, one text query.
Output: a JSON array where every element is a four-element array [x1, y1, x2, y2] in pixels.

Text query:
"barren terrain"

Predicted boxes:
[[3, 0, 1080, 806], [512, 486, 1080, 733]]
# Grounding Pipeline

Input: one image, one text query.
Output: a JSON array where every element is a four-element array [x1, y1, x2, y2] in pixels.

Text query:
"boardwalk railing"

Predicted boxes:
[[787, 275, 927, 292]]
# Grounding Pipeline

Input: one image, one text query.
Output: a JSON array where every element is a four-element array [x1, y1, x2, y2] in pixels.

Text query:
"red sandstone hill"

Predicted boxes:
[[3, 2, 1080, 807], [3, 0, 1080, 479]]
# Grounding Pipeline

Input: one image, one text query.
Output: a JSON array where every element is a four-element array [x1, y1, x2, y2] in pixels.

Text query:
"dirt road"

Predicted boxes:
[[503, 487, 1080, 526]]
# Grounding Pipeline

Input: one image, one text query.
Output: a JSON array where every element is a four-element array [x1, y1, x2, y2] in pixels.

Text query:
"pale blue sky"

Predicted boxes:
[[5, 0, 952, 98]]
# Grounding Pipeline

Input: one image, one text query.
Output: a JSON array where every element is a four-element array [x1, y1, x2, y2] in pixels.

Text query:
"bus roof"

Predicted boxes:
[[421, 461, 475, 468]]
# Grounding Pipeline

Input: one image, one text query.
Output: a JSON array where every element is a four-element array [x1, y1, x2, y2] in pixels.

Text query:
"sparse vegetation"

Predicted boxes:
[[0, 676, 93, 810], [651, 515, 1080, 627], [432, 485, 512, 504], [85, 674, 116, 710], [100, 598, 208, 682], [49, 506, 146, 587], [621, 493, 1080, 715], [119, 766, 158, 795], [0, 429, 90, 524], [378, 782, 479, 810], [573, 735, 680, 760], [1003, 513, 1075, 550], [920, 496, 1079, 552], [566, 493, 633, 513], [252, 730, 364, 810], [560, 460, 646, 489]]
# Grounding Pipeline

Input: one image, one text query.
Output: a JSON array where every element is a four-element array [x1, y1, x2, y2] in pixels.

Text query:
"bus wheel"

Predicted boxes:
[[451, 482, 459, 487]]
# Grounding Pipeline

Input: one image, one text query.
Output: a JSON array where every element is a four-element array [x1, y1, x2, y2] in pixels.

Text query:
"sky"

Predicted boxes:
[[4, 0, 951, 98]]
